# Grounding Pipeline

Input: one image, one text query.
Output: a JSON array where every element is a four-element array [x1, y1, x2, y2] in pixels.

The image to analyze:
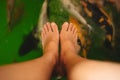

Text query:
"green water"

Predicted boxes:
[[0, 0, 44, 65]]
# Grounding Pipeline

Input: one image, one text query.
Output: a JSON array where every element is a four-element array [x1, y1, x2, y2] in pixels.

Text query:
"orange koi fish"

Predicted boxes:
[[69, 16, 91, 58]]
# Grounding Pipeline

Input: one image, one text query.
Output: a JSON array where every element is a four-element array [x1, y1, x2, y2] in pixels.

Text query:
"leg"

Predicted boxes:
[[0, 22, 59, 80], [60, 22, 120, 80]]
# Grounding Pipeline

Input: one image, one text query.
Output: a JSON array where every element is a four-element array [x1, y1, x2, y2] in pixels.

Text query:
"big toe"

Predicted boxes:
[[61, 22, 69, 31], [51, 22, 59, 33]]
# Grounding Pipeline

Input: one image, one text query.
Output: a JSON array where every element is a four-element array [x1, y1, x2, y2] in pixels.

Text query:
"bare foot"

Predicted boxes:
[[41, 22, 59, 63], [60, 22, 80, 62]]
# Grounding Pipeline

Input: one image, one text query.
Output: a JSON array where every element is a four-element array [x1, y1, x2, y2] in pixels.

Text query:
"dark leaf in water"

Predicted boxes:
[[19, 27, 39, 56]]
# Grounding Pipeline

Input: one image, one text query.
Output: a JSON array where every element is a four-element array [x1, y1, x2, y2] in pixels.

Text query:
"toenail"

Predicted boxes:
[[70, 23, 73, 25], [46, 22, 50, 25], [51, 22, 56, 26], [64, 22, 68, 25]]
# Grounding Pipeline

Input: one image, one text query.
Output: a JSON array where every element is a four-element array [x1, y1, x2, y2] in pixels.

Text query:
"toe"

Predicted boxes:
[[43, 24, 48, 34], [62, 22, 69, 31], [73, 26, 77, 33], [72, 26, 76, 33], [74, 31, 78, 43], [68, 23, 73, 32], [42, 29, 45, 38], [51, 22, 58, 32], [73, 27, 77, 34], [41, 32, 44, 41], [74, 28, 78, 38], [41, 29, 45, 47], [71, 24, 75, 31], [46, 22, 52, 32], [75, 33, 78, 41]]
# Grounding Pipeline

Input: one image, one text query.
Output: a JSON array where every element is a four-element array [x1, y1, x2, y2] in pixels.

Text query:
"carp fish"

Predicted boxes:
[[19, 0, 48, 56]]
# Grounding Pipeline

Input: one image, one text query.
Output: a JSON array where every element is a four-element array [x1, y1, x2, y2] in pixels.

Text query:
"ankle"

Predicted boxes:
[[60, 50, 76, 64], [43, 53, 58, 65]]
